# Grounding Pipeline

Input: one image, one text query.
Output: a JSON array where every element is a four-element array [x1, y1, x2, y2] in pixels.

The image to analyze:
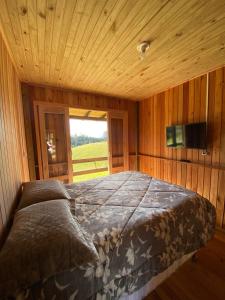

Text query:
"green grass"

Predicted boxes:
[[72, 141, 109, 182], [73, 171, 108, 182]]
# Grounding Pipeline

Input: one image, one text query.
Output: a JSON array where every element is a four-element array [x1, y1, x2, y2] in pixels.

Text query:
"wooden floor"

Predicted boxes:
[[146, 231, 225, 300]]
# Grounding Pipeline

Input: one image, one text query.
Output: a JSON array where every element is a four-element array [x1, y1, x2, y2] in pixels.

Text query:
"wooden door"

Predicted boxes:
[[34, 103, 73, 183], [107, 111, 129, 173]]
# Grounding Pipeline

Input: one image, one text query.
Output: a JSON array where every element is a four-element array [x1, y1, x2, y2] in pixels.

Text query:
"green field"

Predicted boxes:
[[72, 141, 109, 182]]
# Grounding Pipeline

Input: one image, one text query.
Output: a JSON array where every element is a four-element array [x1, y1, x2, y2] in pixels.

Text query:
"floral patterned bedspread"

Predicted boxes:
[[21, 171, 216, 300]]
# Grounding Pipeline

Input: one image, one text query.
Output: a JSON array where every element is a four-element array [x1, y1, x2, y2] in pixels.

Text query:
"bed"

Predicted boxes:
[[0, 171, 216, 300]]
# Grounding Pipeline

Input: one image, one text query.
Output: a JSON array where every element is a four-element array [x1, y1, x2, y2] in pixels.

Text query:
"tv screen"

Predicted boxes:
[[166, 125, 185, 148], [166, 122, 206, 149]]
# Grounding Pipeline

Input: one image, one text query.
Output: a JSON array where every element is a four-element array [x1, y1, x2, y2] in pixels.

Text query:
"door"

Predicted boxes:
[[34, 102, 73, 183], [107, 111, 129, 173]]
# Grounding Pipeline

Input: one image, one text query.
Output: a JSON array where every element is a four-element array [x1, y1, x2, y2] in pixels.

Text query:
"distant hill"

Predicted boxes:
[[71, 135, 106, 147], [72, 141, 108, 159]]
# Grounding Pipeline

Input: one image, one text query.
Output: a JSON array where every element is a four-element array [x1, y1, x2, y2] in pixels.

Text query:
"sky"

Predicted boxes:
[[70, 119, 107, 138]]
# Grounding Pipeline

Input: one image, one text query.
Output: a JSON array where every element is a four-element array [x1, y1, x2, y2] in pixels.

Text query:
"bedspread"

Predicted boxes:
[[18, 171, 216, 300]]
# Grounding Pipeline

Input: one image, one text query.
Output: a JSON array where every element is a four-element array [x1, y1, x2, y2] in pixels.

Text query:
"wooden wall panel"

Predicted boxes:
[[139, 66, 225, 230], [22, 84, 138, 179], [0, 31, 29, 243]]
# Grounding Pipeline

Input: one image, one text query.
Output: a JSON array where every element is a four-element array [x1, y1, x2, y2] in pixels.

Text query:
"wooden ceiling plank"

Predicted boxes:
[[0, 9, 25, 79], [59, 0, 102, 83], [16, 0, 36, 80], [54, 0, 86, 84], [93, 0, 225, 98], [124, 18, 225, 98], [62, 0, 112, 83], [36, 0, 47, 83], [27, 0, 40, 81], [143, 47, 225, 98], [69, 107, 107, 119], [79, 0, 152, 87], [66, 0, 127, 83], [44, 0, 57, 83], [49, 0, 66, 84], [2, 0, 29, 79], [83, 0, 169, 88], [89, 0, 197, 89], [98, 5, 211, 92], [112, 2, 225, 91], [53, 0, 78, 83], [65, 0, 127, 84]]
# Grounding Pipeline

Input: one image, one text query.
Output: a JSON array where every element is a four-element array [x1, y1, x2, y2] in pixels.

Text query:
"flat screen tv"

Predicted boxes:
[[166, 122, 206, 149]]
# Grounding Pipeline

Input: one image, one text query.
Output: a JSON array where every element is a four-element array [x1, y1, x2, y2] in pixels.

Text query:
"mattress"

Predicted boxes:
[[19, 171, 215, 300]]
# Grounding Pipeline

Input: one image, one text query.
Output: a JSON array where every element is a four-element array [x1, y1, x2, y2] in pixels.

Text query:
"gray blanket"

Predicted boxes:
[[17, 171, 216, 300]]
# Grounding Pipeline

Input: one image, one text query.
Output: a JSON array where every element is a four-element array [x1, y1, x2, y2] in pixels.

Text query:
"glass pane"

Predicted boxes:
[[44, 113, 68, 177], [46, 130, 57, 162]]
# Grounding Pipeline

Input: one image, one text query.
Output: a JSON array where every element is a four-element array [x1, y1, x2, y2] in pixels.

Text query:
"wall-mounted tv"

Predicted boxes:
[[166, 122, 207, 149]]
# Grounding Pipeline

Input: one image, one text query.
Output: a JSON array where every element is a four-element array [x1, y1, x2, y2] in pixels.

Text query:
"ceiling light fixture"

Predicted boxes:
[[137, 41, 151, 60]]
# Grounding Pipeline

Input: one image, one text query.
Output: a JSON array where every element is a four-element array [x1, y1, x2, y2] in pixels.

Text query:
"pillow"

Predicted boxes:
[[18, 179, 71, 210], [0, 200, 99, 298]]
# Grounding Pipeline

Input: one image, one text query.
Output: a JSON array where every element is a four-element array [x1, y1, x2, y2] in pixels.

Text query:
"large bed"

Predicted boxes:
[[0, 171, 216, 300]]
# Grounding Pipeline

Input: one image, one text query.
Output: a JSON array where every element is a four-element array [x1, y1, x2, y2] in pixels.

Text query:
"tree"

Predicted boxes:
[[70, 134, 106, 147]]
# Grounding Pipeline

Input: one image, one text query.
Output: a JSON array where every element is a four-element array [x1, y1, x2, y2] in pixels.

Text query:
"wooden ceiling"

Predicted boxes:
[[0, 0, 225, 100], [69, 108, 107, 120]]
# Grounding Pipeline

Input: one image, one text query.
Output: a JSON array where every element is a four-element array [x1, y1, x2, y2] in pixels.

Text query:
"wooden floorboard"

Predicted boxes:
[[145, 234, 225, 300]]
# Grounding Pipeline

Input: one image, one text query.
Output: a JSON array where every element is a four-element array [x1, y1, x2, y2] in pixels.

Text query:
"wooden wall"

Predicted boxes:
[[0, 31, 29, 242], [139, 66, 225, 229], [22, 84, 138, 179]]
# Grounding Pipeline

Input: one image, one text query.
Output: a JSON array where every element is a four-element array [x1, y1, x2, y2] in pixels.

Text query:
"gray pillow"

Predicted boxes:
[[0, 200, 99, 298], [18, 179, 71, 210]]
